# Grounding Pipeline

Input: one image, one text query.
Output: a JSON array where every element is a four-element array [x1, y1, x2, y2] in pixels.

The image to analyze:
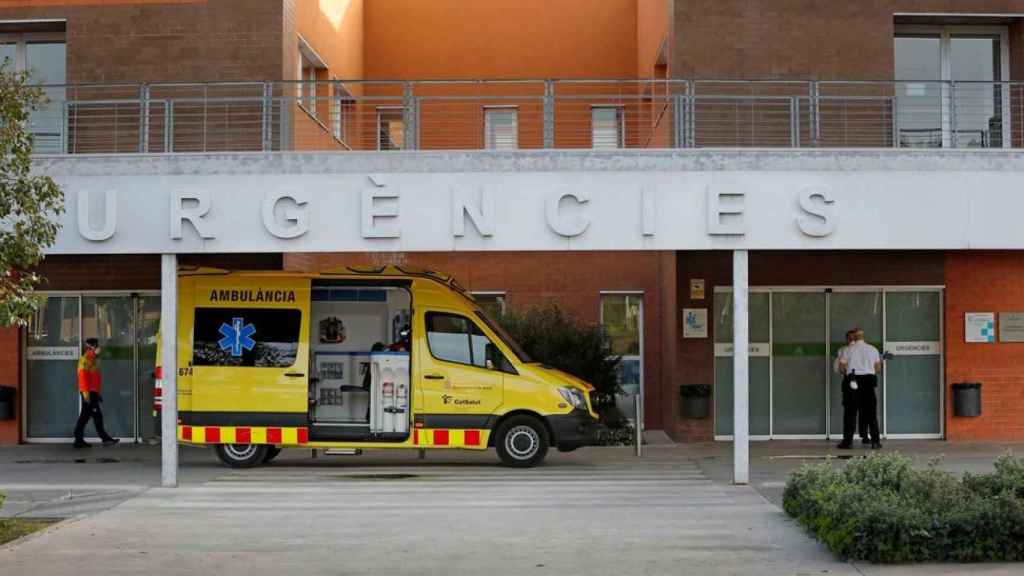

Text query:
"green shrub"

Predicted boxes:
[[497, 304, 621, 407], [784, 452, 1024, 563], [497, 303, 632, 445]]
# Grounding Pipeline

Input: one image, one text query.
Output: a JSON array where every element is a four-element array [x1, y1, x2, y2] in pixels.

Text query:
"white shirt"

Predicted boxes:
[[845, 340, 881, 376]]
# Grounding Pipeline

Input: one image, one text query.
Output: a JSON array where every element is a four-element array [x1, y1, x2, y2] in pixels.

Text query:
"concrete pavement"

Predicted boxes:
[[1, 441, 1022, 575]]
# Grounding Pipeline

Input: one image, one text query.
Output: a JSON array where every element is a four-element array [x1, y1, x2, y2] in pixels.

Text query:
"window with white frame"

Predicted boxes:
[[484, 107, 518, 150], [378, 108, 405, 151], [297, 39, 328, 119], [472, 292, 507, 319], [1, 30, 66, 153], [299, 50, 319, 115], [591, 106, 624, 149], [331, 82, 351, 143]]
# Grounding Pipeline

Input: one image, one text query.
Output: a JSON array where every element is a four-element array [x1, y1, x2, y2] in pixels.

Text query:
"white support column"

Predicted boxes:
[[160, 254, 178, 488], [732, 249, 750, 485]]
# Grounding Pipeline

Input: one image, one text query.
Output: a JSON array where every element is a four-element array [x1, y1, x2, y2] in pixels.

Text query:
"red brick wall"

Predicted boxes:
[[945, 251, 1024, 441], [672, 0, 1024, 80], [285, 251, 675, 430], [0, 327, 21, 444], [0, 0, 285, 82]]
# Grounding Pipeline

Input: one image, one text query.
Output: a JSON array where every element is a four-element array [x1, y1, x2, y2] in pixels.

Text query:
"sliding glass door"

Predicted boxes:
[[25, 292, 160, 442], [712, 288, 942, 440]]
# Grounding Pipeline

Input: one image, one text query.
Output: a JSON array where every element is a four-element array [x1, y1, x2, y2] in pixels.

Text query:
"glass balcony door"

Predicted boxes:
[[895, 26, 1010, 149]]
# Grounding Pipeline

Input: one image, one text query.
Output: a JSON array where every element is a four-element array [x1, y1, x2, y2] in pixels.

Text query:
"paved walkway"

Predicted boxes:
[[1, 441, 1022, 575]]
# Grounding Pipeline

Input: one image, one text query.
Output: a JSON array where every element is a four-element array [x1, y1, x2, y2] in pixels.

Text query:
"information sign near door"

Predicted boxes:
[[998, 312, 1024, 342], [965, 312, 996, 343]]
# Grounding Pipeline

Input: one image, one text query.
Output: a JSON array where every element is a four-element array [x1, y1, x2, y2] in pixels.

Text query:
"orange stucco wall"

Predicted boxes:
[[636, 0, 668, 77], [289, 0, 365, 149], [363, 0, 639, 79], [295, 0, 364, 80]]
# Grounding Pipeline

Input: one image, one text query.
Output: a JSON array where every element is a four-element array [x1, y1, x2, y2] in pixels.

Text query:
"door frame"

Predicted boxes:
[[22, 290, 160, 443], [712, 285, 945, 441]]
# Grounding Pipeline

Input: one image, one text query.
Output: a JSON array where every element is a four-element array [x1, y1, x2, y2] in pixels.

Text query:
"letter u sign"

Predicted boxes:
[[78, 189, 117, 241]]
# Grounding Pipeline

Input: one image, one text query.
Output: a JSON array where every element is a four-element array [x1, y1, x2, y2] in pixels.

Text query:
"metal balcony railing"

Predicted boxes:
[[24, 79, 1024, 154]]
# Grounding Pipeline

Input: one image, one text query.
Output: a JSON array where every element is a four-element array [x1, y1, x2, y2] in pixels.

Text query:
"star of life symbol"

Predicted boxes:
[[218, 317, 256, 357]]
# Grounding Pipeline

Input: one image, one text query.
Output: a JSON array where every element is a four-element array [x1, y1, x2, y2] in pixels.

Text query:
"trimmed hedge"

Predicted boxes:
[[783, 452, 1024, 563]]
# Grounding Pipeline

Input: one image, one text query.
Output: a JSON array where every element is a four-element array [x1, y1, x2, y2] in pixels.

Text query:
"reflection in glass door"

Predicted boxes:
[[26, 296, 80, 439], [137, 296, 161, 441], [82, 296, 135, 440], [600, 294, 643, 424], [828, 292, 884, 437], [772, 292, 827, 436], [885, 291, 942, 436], [714, 292, 771, 438]]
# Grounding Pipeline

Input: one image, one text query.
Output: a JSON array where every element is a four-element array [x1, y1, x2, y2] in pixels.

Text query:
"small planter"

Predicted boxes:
[[680, 385, 711, 419], [952, 382, 982, 417], [0, 386, 14, 421]]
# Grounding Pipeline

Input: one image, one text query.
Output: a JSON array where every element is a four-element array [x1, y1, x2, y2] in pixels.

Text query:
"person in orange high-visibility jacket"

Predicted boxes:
[[73, 338, 119, 448]]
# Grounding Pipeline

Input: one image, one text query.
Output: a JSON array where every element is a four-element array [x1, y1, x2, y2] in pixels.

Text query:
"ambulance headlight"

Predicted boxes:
[[558, 387, 586, 409]]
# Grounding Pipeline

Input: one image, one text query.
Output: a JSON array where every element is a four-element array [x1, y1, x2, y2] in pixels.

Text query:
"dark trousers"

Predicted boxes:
[[74, 391, 113, 443], [840, 375, 860, 445], [856, 374, 881, 445]]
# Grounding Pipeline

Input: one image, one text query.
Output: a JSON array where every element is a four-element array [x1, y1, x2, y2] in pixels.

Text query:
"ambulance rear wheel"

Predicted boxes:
[[215, 444, 268, 468], [495, 416, 548, 468], [263, 446, 282, 463]]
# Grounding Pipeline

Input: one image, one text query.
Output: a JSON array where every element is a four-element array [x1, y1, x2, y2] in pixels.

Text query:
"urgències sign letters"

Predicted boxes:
[[52, 170, 1023, 254]]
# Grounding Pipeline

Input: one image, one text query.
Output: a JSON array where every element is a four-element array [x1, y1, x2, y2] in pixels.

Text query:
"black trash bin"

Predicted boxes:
[[0, 386, 14, 421], [952, 382, 982, 417], [680, 385, 711, 419]]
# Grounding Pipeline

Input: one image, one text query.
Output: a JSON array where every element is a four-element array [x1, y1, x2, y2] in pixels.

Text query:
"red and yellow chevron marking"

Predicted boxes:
[[413, 428, 489, 449], [178, 425, 309, 445]]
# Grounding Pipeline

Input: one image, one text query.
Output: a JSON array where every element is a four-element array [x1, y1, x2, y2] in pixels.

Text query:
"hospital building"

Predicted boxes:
[[0, 0, 1022, 447]]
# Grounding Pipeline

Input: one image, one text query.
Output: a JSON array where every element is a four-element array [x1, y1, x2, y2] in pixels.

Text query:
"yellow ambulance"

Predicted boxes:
[[160, 266, 600, 468]]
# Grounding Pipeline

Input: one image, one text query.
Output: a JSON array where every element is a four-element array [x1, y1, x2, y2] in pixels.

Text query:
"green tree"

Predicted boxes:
[[0, 60, 64, 326]]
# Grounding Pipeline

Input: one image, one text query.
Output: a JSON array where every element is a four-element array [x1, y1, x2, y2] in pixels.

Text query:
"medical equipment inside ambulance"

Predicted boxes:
[[309, 286, 410, 436]]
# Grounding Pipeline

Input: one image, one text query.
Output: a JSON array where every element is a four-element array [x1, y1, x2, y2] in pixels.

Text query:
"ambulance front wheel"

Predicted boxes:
[[495, 415, 549, 468], [215, 444, 268, 468]]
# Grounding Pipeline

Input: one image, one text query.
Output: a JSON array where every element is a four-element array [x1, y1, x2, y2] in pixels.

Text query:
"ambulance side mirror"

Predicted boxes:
[[485, 343, 499, 370]]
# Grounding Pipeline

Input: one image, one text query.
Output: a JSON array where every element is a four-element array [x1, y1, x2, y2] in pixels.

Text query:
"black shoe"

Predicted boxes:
[[836, 442, 852, 449], [861, 438, 871, 445], [73, 441, 91, 449], [871, 443, 882, 450], [101, 438, 120, 447]]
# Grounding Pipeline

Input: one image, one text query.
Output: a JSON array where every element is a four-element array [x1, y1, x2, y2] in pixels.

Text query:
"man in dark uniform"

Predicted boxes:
[[835, 329, 859, 449]]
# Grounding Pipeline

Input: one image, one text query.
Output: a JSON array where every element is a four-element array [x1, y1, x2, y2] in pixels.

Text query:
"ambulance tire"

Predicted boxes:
[[215, 444, 268, 468], [263, 446, 282, 463], [495, 415, 549, 468]]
